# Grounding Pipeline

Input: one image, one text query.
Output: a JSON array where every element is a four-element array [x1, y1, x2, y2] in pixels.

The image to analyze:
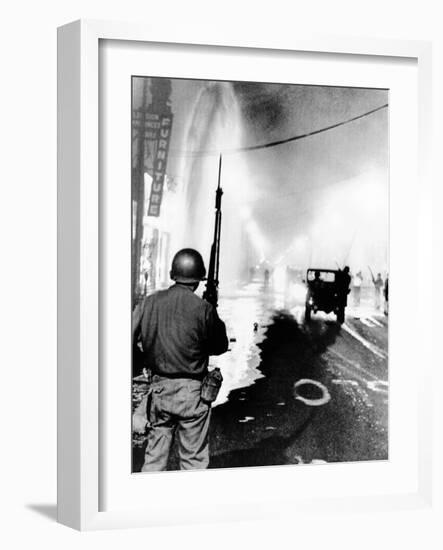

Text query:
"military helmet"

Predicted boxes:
[[170, 248, 206, 283]]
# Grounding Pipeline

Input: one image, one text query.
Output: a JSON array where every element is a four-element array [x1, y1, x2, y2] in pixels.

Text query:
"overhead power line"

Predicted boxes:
[[169, 103, 388, 158]]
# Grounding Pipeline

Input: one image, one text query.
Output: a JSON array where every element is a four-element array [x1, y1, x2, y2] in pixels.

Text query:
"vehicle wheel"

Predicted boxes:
[[305, 304, 311, 322], [337, 307, 345, 324]]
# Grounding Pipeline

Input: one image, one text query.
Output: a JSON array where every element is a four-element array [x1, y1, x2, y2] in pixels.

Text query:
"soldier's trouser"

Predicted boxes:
[[141, 375, 211, 471]]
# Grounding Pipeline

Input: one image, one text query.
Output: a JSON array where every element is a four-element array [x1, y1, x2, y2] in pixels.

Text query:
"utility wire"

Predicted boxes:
[[169, 103, 388, 158]]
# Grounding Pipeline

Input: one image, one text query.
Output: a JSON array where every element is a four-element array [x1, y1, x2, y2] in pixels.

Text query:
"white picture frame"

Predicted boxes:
[[57, 19, 433, 531]]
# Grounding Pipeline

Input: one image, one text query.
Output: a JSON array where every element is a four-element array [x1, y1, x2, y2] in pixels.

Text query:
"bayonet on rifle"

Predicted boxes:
[[203, 155, 223, 308]]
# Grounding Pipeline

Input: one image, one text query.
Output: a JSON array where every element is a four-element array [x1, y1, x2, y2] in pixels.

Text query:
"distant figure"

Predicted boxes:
[[264, 269, 270, 288], [384, 276, 389, 316], [352, 270, 363, 307], [311, 270, 323, 300], [249, 266, 255, 282], [371, 272, 384, 310], [336, 266, 351, 307], [143, 270, 149, 295]]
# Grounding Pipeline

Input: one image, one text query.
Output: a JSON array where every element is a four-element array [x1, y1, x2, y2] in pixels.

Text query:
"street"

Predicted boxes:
[[133, 283, 388, 471]]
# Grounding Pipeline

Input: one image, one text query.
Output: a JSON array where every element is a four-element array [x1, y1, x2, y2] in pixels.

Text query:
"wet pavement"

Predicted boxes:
[[132, 283, 388, 471]]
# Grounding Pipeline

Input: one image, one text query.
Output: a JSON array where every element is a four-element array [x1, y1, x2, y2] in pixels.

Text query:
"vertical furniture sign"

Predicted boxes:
[[147, 114, 173, 217]]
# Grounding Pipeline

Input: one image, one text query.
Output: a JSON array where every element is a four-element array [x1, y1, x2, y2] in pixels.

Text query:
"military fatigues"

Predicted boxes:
[[135, 283, 228, 471]]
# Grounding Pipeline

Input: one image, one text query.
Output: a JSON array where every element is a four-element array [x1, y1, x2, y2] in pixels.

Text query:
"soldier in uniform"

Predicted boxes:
[[311, 270, 323, 298], [336, 266, 351, 307], [133, 248, 229, 471]]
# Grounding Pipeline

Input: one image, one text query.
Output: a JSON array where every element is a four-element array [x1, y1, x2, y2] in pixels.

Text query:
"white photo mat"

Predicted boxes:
[[57, 20, 433, 530]]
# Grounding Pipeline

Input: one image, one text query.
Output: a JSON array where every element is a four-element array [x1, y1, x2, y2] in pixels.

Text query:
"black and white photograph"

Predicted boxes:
[[4, 0, 440, 542], [131, 76, 389, 473]]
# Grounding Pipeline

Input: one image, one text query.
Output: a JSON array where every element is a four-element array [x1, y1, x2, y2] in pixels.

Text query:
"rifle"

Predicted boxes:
[[203, 155, 223, 308]]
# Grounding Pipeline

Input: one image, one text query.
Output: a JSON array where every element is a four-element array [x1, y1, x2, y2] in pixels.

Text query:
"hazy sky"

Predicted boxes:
[[133, 77, 388, 275]]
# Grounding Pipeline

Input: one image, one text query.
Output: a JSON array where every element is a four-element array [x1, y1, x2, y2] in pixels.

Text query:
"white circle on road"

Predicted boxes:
[[293, 379, 331, 406]]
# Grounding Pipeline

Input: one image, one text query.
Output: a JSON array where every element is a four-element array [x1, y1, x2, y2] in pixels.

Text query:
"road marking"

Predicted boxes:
[[293, 456, 328, 465], [332, 378, 359, 386], [367, 316, 383, 327], [238, 416, 255, 423], [329, 358, 371, 386], [328, 348, 379, 381], [360, 317, 376, 327], [366, 380, 389, 393], [293, 379, 331, 406], [327, 349, 388, 393], [342, 323, 387, 359]]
